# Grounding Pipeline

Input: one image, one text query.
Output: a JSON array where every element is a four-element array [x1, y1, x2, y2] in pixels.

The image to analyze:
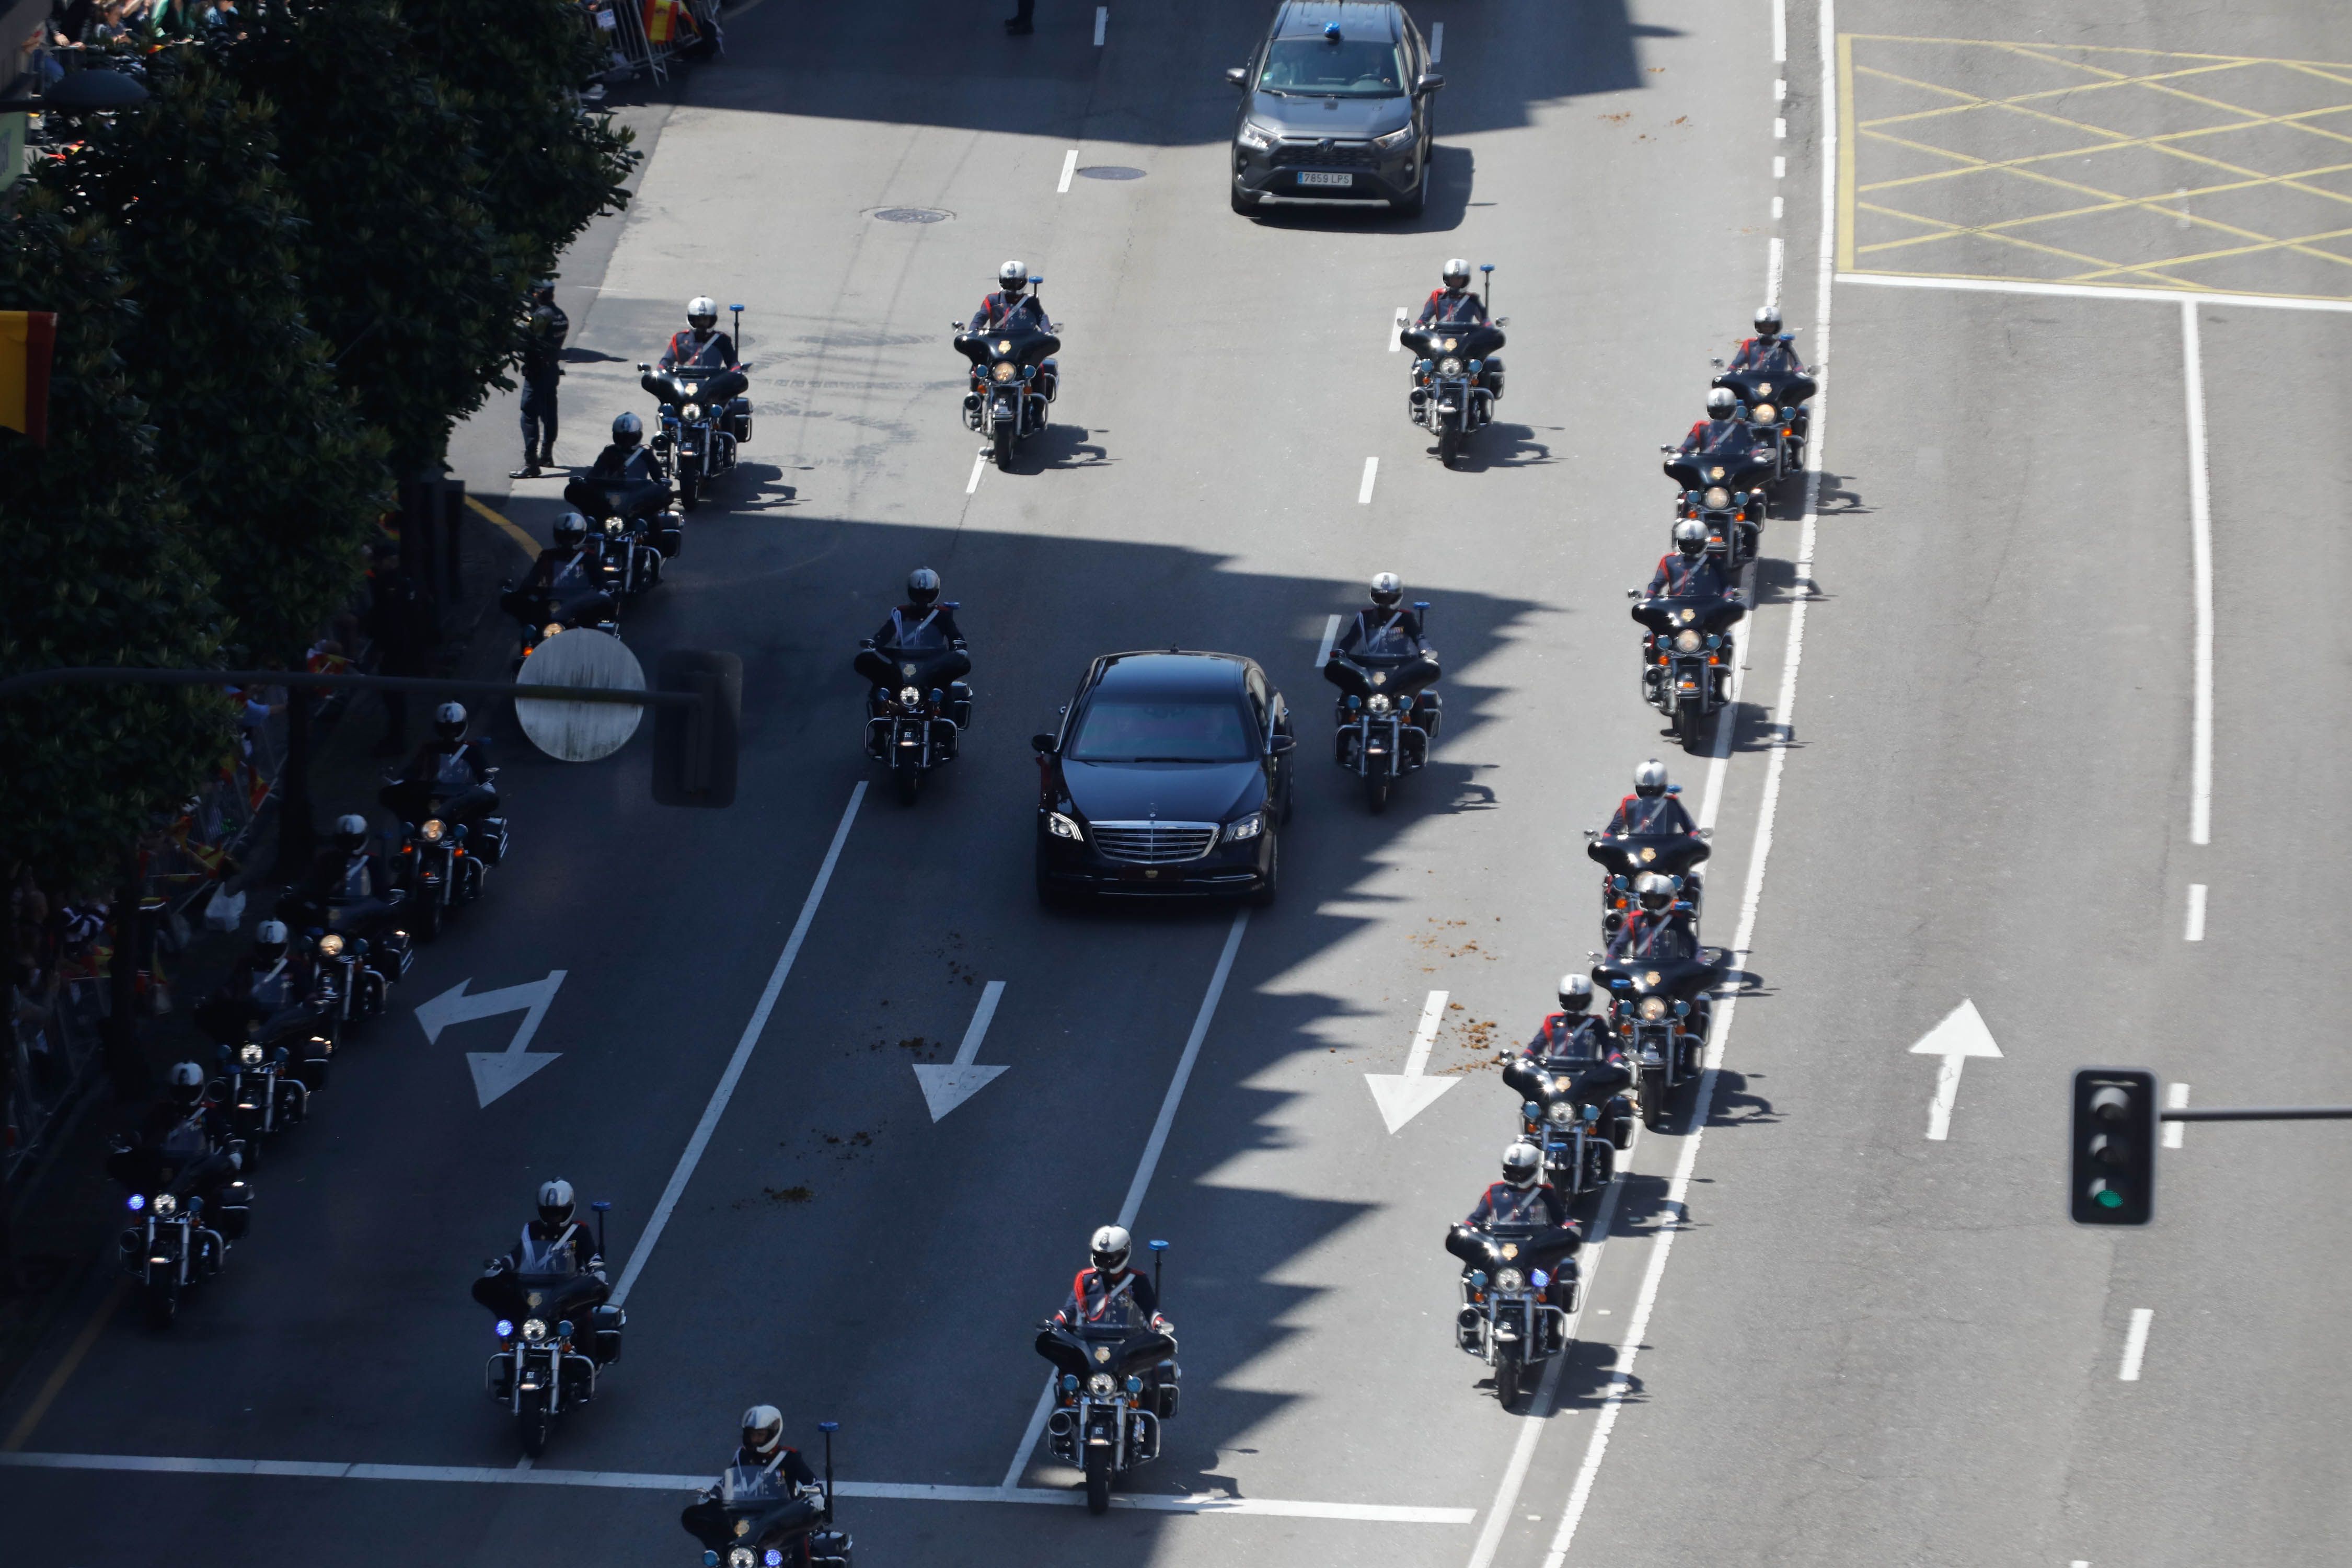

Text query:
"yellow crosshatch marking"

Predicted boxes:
[[1837, 34, 2352, 302]]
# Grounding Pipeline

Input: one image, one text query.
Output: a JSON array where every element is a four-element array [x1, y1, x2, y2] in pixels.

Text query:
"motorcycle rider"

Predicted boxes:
[[110, 1060, 247, 1213], [1445, 1142, 1581, 1307], [1728, 304, 1808, 379], [505, 1179, 606, 1277], [1504, 974, 1635, 1113], [1414, 258, 1503, 400], [659, 296, 739, 373], [856, 568, 973, 712], [970, 260, 1046, 332], [380, 702, 500, 837], [1606, 758, 1700, 837], [193, 919, 318, 1047], [1678, 385, 1762, 460], [1601, 871, 1700, 966], [291, 814, 401, 932], [1647, 518, 1733, 600], [590, 412, 662, 484], [1035, 1224, 1178, 1393], [500, 511, 612, 629], [678, 1405, 826, 1563], [1323, 572, 1443, 735], [725, 1404, 820, 1486]]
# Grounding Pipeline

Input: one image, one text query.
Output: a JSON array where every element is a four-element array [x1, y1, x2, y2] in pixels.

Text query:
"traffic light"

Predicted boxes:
[[652, 650, 741, 808], [2070, 1068, 2157, 1225]]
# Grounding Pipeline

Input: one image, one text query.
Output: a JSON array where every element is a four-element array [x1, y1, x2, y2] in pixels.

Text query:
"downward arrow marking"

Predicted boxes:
[[1908, 997, 2001, 1142], [414, 971, 568, 1108], [1365, 989, 1458, 1134], [913, 981, 1008, 1122]]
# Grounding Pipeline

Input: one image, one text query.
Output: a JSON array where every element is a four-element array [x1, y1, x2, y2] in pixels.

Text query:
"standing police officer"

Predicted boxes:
[[514, 280, 569, 479]]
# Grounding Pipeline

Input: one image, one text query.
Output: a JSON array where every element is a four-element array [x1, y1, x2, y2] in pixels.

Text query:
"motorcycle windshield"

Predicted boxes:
[[1400, 324, 1505, 360], [956, 322, 1060, 366], [1717, 363, 1815, 406], [1663, 440, 1773, 489], [1631, 596, 1746, 634], [1593, 949, 1718, 997]]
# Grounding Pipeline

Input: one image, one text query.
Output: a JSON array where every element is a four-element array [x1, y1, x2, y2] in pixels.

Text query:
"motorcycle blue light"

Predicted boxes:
[[1060, 1374, 1079, 1392], [1469, 1270, 1488, 1288], [126, 1193, 145, 1211], [495, 1319, 514, 1339], [703, 1553, 719, 1567], [1532, 1269, 1551, 1288], [766, 1552, 784, 1566]]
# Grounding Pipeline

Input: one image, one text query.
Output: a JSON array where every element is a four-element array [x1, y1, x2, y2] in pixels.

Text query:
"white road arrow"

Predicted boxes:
[[413, 971, 568, 1108], [1365, 989, 1458, 1134], [913, 981, 1007, 1122], [1909, 997, 2001, 1141]]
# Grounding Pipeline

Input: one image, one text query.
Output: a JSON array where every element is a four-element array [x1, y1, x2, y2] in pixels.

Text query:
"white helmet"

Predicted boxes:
[[255, 919, 289, 959], [333, 813, 370, 850], [1754, 304, 1782, 336], [741, 1404, 784, 1459], [1502, 1141, 1542, 1189], [1557, 974, 1593, 1013], [537, 1179, 576, 1226], [169, 1059, 206, 1103], [1089, 1224, 1133, 1273], [1674, 518, 1708, 555], [1635, 871, 1677, 911], [434, 701, 467, 741], [1369, 571, 1403, 607], [1705, 386, 1738, 419], [612, 410, 642, 446], [687, 296, 718, 329], [1442, 258, 1471, 289], [999, 259, 1029, 292], [1634, 759, 1670, 797]]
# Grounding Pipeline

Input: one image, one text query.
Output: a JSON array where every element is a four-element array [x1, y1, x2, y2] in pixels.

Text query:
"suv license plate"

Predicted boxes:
[[1297, 171, 1354, 188]]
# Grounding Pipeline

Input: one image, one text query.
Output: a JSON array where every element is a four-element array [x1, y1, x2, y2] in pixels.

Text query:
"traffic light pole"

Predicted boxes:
[[2162, 1106, 2352, 1122]]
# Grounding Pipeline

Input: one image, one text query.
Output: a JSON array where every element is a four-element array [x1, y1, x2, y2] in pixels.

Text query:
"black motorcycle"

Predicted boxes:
[[954, 296, 1059, 469], [1501, 1056, 1632, 1200], [1444, 1220, 1579, 1408], [563, 472, 683, 596], [296, 924, 400, 1042], [382, 774, 504, 943], [1034, 1241, 1179, 1514], [1712, 350, 1815, 483], [1661, 442, 1774, 571], [1592, 945, 1721, 1128], [502, 567, 623, 664], [682, 1423, 853, 1568], [107, 1134, 252, 1329], [859, 628, 972, 808], [215, 1040, 309, 1165], [1402, 320, 1506, 467], [1586, 820, 1712, 926], [473, 1202, 624, 1458], [1629, 590, 1746, 753], [1327, 608, 1442, 813]]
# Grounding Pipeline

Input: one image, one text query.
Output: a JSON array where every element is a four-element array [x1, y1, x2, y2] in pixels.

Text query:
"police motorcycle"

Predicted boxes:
[[952, 281, 1060, 470], [299, 925, 399, 1043], [1444, 1215, 1579, 1409], [1401, 267, 1506, 468], [1592, 944, 1722, 1131], [1586, 812, 1712, 926], [1327, 603, 1442, 814], [1629, 585, 1746, 753], [563, 472, 683, 597], [1501, 1056, 1632, 1201], [213, 1039, 309, 1167], [683, 1423, 854, 1568], [1034, 1239, 1179, 1514], [860, 622, 972, 809], [639, 304, 752, 511], [1659, 436, 1773, 572], [1712, 343, 1815, 487], [106, 1100, 253, 1330], [382, 770, 509, 943], [471, 1200, 626, 1459]]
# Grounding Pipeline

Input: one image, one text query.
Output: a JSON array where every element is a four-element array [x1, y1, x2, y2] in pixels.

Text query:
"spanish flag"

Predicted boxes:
[[0, 310, 56, 446]]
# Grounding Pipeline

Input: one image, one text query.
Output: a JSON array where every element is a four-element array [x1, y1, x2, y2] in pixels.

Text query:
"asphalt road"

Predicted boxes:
[[7, 0, 2350, 1564]]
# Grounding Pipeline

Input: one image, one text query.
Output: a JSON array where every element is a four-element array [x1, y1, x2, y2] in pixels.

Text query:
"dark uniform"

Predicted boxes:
[[518, 290, 569, 474]]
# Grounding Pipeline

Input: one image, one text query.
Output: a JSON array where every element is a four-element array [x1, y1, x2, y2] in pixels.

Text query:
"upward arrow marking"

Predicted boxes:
[[1365, 990, 1459, 1134], [413, 971, 567, 1108], [1908, 998, 2001, 1142]]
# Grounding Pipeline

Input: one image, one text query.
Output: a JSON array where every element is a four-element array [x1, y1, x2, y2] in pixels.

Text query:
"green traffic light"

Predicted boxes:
[[2095, 1187, 2123, 1209]]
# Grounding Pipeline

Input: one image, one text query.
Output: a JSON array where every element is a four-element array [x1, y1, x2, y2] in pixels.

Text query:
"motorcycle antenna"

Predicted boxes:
[[1479, 262, 1494, 309], [730, 303, 745, 359], [591, 1198, 610, 1260], [817, 1421, 838, 1520], [1149, 1237, 1169, 1304]]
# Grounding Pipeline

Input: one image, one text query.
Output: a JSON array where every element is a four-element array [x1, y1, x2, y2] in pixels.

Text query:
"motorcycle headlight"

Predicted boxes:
[[1088, 1373, 1116, 1396], [682, 403, 702, 421], [239, 1042, 264, 1066], [898, 685, 923, 706], [1547, 1101, 1575, 1126], [1639, 995, 1669, 1020], [420, 818, 445, 843], [1494, 1267, 1525, 1293], [1224, 814, 1263, 842], [1703, 486, 1731, 510], [990, 361, 1018, 383], [543, 622, 564, 640], [1367, 693, 1393, 713], [1674, 629, 1702, 653], [730, 1549, 756, 1568], [152, 1193, 178, 1217], [316, 933, 344, 957], [1373, 123, 1417, 151], [1753, 402, 1777, 422], [1237, 120, 1276, 151], [1046, 811, 1084, 842], [522, 1318, 548, 1342], [1438, 356, 1465, 376], [604, 516, 622, 535]]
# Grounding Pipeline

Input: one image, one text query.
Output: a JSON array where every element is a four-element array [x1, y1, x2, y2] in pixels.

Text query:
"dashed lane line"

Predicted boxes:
[[2118, 1308, 2154, 1381], [1057, 149, 1078, 194], [1358, 456, 1378, 504], [2164, 1083, 2189, 1149]]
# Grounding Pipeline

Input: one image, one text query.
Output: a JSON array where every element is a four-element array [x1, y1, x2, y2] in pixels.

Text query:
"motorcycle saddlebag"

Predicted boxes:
[[591, 1302, 626, 1364], [810, 1528, 854, 1568], [655, 514, 685, 558], [725, 397, 753, 444]]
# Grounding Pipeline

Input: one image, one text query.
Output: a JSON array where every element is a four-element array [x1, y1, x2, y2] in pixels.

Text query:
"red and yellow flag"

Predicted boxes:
[[0, 310, 56, 445]]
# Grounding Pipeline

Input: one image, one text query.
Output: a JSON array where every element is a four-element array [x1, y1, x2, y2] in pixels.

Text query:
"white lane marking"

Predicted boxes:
[[1004, 913, 1251, 1490], [1462, 1178, 1625, 1568], [1366, 989, 1457, 1133], [1316, 613, 1342, 671], [0, 1452, 1467, 1520], [912, 979, 1009, 1121], [2164, 1082, 2188, 1148], [1057, 149, 1078, 193], [2182, 297, 2212, 847], [2118, 1307, 2154, 1381], [1837, 271, 2352, 315], [1093, 5, 1105, 45], [1772, 0, 1786, 63], [1909, 999, 2002, 1142], [2184, 883, 2207, 941], [1431, 20, 1443, 62], [1358, 456, 1378, 504], [1766, 236, 1784, 307], [1542, 0, 1836, 1554], [611, 784, 866, 1306], [413, 971, 568, 1108], [1772, 195, 1784, 220], [1774, 154, 1786, 178], [1391, 305, 1408, 351], [965, 453, 987, 494], [1774, 77, 1787, 102], [1773, 116, 1786, 139]]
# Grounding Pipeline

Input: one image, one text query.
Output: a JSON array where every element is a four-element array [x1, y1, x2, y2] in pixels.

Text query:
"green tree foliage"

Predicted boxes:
[[0, 187, 235, 891], [222, 0, 523, 472], [68, 51, 389, 666], [407, 0, 636, 283]]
